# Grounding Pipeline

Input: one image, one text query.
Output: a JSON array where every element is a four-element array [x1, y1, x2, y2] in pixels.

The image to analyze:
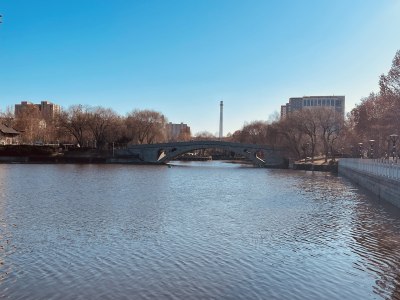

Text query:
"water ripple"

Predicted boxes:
[[0, 164, 400, 299]]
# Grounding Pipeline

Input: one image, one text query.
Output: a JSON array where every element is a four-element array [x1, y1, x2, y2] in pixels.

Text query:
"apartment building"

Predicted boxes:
[[15, 100, 61, 121]]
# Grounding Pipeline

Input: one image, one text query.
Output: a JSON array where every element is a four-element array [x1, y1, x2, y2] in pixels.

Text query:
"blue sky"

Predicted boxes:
[[1, 0, 400, 135]]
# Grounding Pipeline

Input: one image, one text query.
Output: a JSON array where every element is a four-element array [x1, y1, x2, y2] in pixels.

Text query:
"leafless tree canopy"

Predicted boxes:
[[232, 121, 270, 145], [57, 105, 90, 146], [194, 131, 216, 140], [86, 107, 119, 149], [349, 50, 400, 156], [125, 109, 167, 144]]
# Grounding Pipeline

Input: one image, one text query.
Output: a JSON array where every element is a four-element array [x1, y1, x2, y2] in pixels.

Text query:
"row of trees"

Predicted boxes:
[[0, 105, 170, 149], [229, 107, 344, 162], [2, 49, 399, 159], [0, 103, 220, 149], [58, 106, 168, 148]]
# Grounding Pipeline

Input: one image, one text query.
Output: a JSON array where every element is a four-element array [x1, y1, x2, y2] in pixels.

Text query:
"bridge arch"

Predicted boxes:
[[119, 141, 286, 167], [157, 144, 266, 166]]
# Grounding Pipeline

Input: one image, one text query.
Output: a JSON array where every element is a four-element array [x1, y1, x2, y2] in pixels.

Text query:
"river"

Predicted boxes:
[[0, 161, 400, 299]]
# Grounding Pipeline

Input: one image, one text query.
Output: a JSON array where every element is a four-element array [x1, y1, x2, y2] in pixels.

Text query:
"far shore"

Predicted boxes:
[[0, 145, 337, 172]]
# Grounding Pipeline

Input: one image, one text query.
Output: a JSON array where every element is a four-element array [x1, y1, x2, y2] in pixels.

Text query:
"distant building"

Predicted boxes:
[[15, 101, 61, 121], [166, 122, 191, 141], [0, 123, 21, 145], [280, 105, 288, 119], [280, 96, 345, 119]]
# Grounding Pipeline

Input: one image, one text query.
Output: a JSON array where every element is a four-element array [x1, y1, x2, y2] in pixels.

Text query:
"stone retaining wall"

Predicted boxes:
[[339, 159, 400, 208]]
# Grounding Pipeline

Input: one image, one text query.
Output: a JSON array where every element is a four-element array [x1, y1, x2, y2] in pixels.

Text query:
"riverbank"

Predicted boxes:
[[0, 145, 334, 170], [0, 145, 276, 166], [0, 151, 333, 171]]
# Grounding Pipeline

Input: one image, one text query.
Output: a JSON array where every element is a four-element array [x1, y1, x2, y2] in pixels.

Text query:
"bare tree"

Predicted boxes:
[[125, 109, 167, 144], [176, 127, 191, 141], [276, 112, 304, 159], [0, 106, 15, 127], [349, 50, 400, 155], [299, 110, 318, 162], [13, 105, 42, 144], [379, 50, 400, 140], [315, 107, 343, 162], [57, 105, 90, 146], [236, 121, 270, 144], [86, 107, 119, 149], [380, 50, 400, 99], [194, 131, 216, 140]]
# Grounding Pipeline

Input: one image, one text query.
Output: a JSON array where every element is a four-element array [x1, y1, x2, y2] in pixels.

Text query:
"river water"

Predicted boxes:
[[1, 161, 400, 299]]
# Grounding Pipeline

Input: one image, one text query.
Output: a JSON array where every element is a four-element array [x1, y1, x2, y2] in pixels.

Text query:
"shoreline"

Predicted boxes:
[[0, 155, 337, 173], [292, 162, 338, 172]]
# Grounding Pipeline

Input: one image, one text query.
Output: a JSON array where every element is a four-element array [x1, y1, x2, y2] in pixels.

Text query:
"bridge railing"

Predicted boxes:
[[339, 158, 400, 182]]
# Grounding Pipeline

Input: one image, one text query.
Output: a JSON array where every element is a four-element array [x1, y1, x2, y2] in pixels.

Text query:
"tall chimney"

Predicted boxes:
[[219, 100, 223, 139]]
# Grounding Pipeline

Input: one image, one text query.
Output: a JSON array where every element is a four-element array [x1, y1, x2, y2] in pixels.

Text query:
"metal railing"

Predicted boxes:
[[339, 158, 400, 181]]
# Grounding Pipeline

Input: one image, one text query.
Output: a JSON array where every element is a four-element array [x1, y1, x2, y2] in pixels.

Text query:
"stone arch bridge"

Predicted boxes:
[[115, 141, 286, 167]]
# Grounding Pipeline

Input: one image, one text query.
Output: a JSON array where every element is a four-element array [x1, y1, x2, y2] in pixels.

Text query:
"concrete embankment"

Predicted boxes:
[[339, 159, 400, 208]]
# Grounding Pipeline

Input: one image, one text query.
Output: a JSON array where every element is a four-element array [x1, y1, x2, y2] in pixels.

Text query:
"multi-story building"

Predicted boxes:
[[166, 122, 191, 141], [280, 96, 345, 119], [15, 101, 61, 121]]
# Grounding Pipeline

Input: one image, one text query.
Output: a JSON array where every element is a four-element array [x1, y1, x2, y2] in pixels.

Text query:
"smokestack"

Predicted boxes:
[[219, 100, 223, 139]]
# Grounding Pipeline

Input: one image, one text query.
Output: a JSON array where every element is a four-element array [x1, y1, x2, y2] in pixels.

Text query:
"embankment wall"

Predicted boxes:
[[339, 159, 400, 208]]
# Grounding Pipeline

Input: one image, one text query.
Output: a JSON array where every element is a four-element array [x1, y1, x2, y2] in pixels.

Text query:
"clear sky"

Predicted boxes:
[[1, 0, 400, 135]]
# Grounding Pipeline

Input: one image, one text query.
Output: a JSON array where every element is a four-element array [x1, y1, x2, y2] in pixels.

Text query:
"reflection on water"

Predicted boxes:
[[0, 162, 400, 299]]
